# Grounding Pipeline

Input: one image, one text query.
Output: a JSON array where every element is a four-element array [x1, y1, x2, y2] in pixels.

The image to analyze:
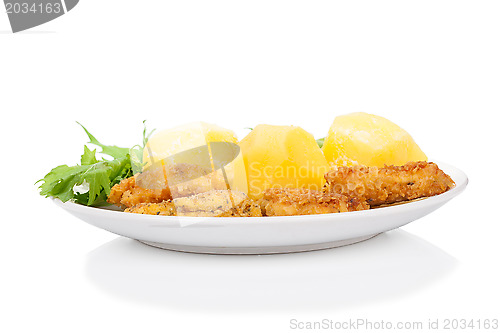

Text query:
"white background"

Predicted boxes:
[[1, 1, 499, 332]]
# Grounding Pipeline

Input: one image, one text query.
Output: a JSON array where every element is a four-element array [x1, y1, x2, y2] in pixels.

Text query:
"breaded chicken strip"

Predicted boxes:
[[135, 162, 227, 198], [324, 161, 455, 206], [125, 200, 176, 216], [259, 188, 369, 216], [108, 163, 227, 208], [172, 190, 261, 217], [107, 174, 171, 209], [126, 190, 262, 217]]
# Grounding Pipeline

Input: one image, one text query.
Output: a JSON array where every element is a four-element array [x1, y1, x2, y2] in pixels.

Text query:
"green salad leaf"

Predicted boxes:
[[37, 122, 151, 206], [76, 122, 130, 160], [316, 137, 325, 148], [129, 120, 155, 174]]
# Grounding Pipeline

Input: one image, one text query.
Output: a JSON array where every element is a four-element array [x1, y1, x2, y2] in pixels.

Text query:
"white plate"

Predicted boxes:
[[54, 161, 467, 254]]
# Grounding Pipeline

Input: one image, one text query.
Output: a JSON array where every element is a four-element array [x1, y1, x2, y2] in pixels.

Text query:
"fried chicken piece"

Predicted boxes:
[[172, 169, 227, 199], [174, 190, 262, 217], [126, 190, 262, 217], [108, 163, 227, 208], [107, 174, 171, 209], [135, 162, 227, 198], [259, 188, 369, 216], [324, 161, 455, 206], [124, 201, 176, 216]]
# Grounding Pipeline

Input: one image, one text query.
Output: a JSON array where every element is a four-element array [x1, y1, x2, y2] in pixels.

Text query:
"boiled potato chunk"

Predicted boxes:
[[239, 125, 329, 199], [143, 122, 247, 194], [322, 112, 427, 167], [143, 122, 238, 166]]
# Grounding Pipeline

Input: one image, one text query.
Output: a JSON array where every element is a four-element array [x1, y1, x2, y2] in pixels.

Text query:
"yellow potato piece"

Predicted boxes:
[[322, 112, 427, 167], [143, 122, 247, 194], [144, 122, 238, 165], [239, 125, 330, 200]]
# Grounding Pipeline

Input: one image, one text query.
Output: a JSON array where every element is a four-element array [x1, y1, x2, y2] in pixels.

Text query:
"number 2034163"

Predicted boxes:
[[5, 2, 62, 14], [442, 318, 498, 330]]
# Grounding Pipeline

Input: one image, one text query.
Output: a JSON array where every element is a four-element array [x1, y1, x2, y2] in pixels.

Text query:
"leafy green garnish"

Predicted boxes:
[[142, 120, 156, 148], [129, 120, 155, 174], [37, 122, 151, 206], [76, 122, 130, 159], [316, 137, 325, 148]]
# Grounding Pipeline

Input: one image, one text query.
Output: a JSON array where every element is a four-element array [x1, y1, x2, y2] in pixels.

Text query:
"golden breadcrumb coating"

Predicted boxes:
[[259, 187, 369, 216], [112, 160, 454, 217], [107, 174, 171, 209], [125, 190, 262, 217], [324, 161, 455, 206], [125, 201, 176, 216], [108, 163, 227, 208], [135, 162, 227, 198]]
